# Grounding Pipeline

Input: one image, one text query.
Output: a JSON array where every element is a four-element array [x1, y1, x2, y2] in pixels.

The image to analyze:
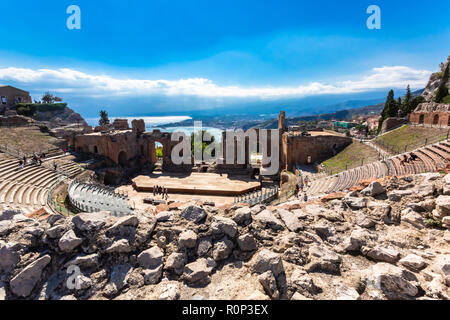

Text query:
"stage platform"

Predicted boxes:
[[132, 172, 261, 196]]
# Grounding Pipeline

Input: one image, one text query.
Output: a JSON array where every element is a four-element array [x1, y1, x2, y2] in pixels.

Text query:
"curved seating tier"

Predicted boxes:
[[0, 153, 83, 214], [68, 181, 134, 217], [307, 140, 450, 197]]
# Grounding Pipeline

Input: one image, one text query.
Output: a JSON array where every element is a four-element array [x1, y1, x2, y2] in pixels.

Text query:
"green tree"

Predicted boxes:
[[378, 89, 398, 132], [99, 110, 110, 126], [435, 63, 449, 103], [190, 130, 216, 157], [41, 92, 62, 104], [400, 85, 412, 116]]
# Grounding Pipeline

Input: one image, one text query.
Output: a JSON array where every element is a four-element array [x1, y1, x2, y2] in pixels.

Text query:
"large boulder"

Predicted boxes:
[[165, 253, 186, 275], [10, 255, 51, 298], [361, 181, 385, 197], [105, 239, 133, 254], [212, 238, 234, 261], [414, 184, 435, 197], [72, 211, 112, 232], [159, 283, 180, 300], [290, 267, 319, 295], [137, 246, 164, 269], [401, 208, 425, 229], [307, 245, 342, 274], [64, 253, 99, 268], [277, 209, 303, 232], [0, 221, 12, 237], [254, 210, 285, 231], [399, 254, 427, 271], [107, 215, 139, 233], [58, 230, 83, 253], [388, 190, 413, 202], [178, 230, 198, 249], [258, 271, 279, 299], [436, 196, 450, 217], [355, 212, 375, 229], [180, 206, 207, 223], [343, 197, 368, 210], [45, 225, 67, 239], [363, 263, 419, 299], [335, 284, 360, 300], [233, 207, 252, 225], [182, 258, 216, 283], [237, 234, 257, 251], [0, 241, 20, 273], [252, 249, 284, 277], [212, 216, 238, 238], [343, 228, 374, 252], [362, 246, 401, 263], [431, 255, 450, 276]]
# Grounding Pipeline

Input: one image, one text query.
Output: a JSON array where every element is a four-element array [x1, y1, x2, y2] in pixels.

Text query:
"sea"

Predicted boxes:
[[85, 116, 223, 141]]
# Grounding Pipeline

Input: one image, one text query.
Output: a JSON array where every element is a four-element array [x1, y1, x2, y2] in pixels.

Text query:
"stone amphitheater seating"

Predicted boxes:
[[68, 181, 134, 217], [307, 140, 450, 197], [0, 153, 83, 214]]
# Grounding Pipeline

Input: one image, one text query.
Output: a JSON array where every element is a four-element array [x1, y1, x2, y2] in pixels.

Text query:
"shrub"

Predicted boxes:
[[15, 103, 67, 117], [441, 95, 450, 104]]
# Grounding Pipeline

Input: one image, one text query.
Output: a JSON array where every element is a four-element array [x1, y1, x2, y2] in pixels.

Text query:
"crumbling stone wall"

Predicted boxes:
[[410, 103, 450, 127], [0, 115, 30, 126], [282, 134, 352, 171], [381, 117, 407, 133]]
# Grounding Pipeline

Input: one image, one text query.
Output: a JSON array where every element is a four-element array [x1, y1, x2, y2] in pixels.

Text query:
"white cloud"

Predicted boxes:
[[0, 65, 431, 98]]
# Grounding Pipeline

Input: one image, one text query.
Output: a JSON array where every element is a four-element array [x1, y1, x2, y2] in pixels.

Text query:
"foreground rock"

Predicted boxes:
[[10, 255, 51, 298]]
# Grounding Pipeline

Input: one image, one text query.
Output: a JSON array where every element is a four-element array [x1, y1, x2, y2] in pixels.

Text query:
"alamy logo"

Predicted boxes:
[[66, 265, 82, 290], [67, 5, 81, 30], [170, 121, 280, 175], [366, 5, 381, 30]]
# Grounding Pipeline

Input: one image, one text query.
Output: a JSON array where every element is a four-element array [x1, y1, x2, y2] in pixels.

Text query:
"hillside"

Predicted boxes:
[[0, 126, 66, 154], [374, 125, 449, 154], [255, 90, 424, 130], [322, 141, 380, 175], [14, 103, 88, 129]]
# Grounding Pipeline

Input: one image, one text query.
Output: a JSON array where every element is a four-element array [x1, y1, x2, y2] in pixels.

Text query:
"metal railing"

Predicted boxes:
[[373, 129, 450, 156], [233, 186, 279, 206], [68, 180, 134, 217], [47, 177, 73, 216]]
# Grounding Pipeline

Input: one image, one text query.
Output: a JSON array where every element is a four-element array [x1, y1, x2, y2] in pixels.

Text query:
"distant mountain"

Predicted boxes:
[[254, 89, 424, 129]]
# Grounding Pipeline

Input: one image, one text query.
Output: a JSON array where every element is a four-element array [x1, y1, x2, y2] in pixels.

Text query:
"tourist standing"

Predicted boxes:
[[303, 192, 308, 202]]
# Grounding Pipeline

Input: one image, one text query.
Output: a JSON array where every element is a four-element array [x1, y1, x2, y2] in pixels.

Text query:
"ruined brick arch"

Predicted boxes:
[[433, 114, 439, 125], [419, 114, 424, 124], [118, 151, 128, 166]]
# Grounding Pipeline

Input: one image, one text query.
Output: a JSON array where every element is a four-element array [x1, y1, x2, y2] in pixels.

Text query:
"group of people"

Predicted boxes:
[[295, 176, 309, 202], [18, 152, 46, 169], [400, 152, 418, 165], [153, 185, 169, 200]]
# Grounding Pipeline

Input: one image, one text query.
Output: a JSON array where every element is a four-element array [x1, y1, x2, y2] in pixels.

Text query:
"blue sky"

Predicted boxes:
[[0, 0, 449, 117]]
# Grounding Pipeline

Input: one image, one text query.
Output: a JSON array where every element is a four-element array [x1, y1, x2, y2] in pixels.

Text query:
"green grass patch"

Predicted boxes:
[[322, 141, 379, 174], [441, 95, 450, 104], [375, 125, 449, 153]]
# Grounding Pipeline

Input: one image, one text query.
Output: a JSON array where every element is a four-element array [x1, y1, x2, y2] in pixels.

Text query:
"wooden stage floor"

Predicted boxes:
[[132, 172, 261, 196]]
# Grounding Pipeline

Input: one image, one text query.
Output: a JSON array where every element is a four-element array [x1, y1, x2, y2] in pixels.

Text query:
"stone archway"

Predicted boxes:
[[118, 151, 128, 166], [433, 114, 439, 125], [419, 114, 424, 124]]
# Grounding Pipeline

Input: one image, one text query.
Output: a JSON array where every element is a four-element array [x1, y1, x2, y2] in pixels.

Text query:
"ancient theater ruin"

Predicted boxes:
[[68, 111, 352, 207]]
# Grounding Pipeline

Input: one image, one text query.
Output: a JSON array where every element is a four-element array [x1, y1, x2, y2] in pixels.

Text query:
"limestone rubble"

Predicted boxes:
[[0, 173, 449, 300]]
